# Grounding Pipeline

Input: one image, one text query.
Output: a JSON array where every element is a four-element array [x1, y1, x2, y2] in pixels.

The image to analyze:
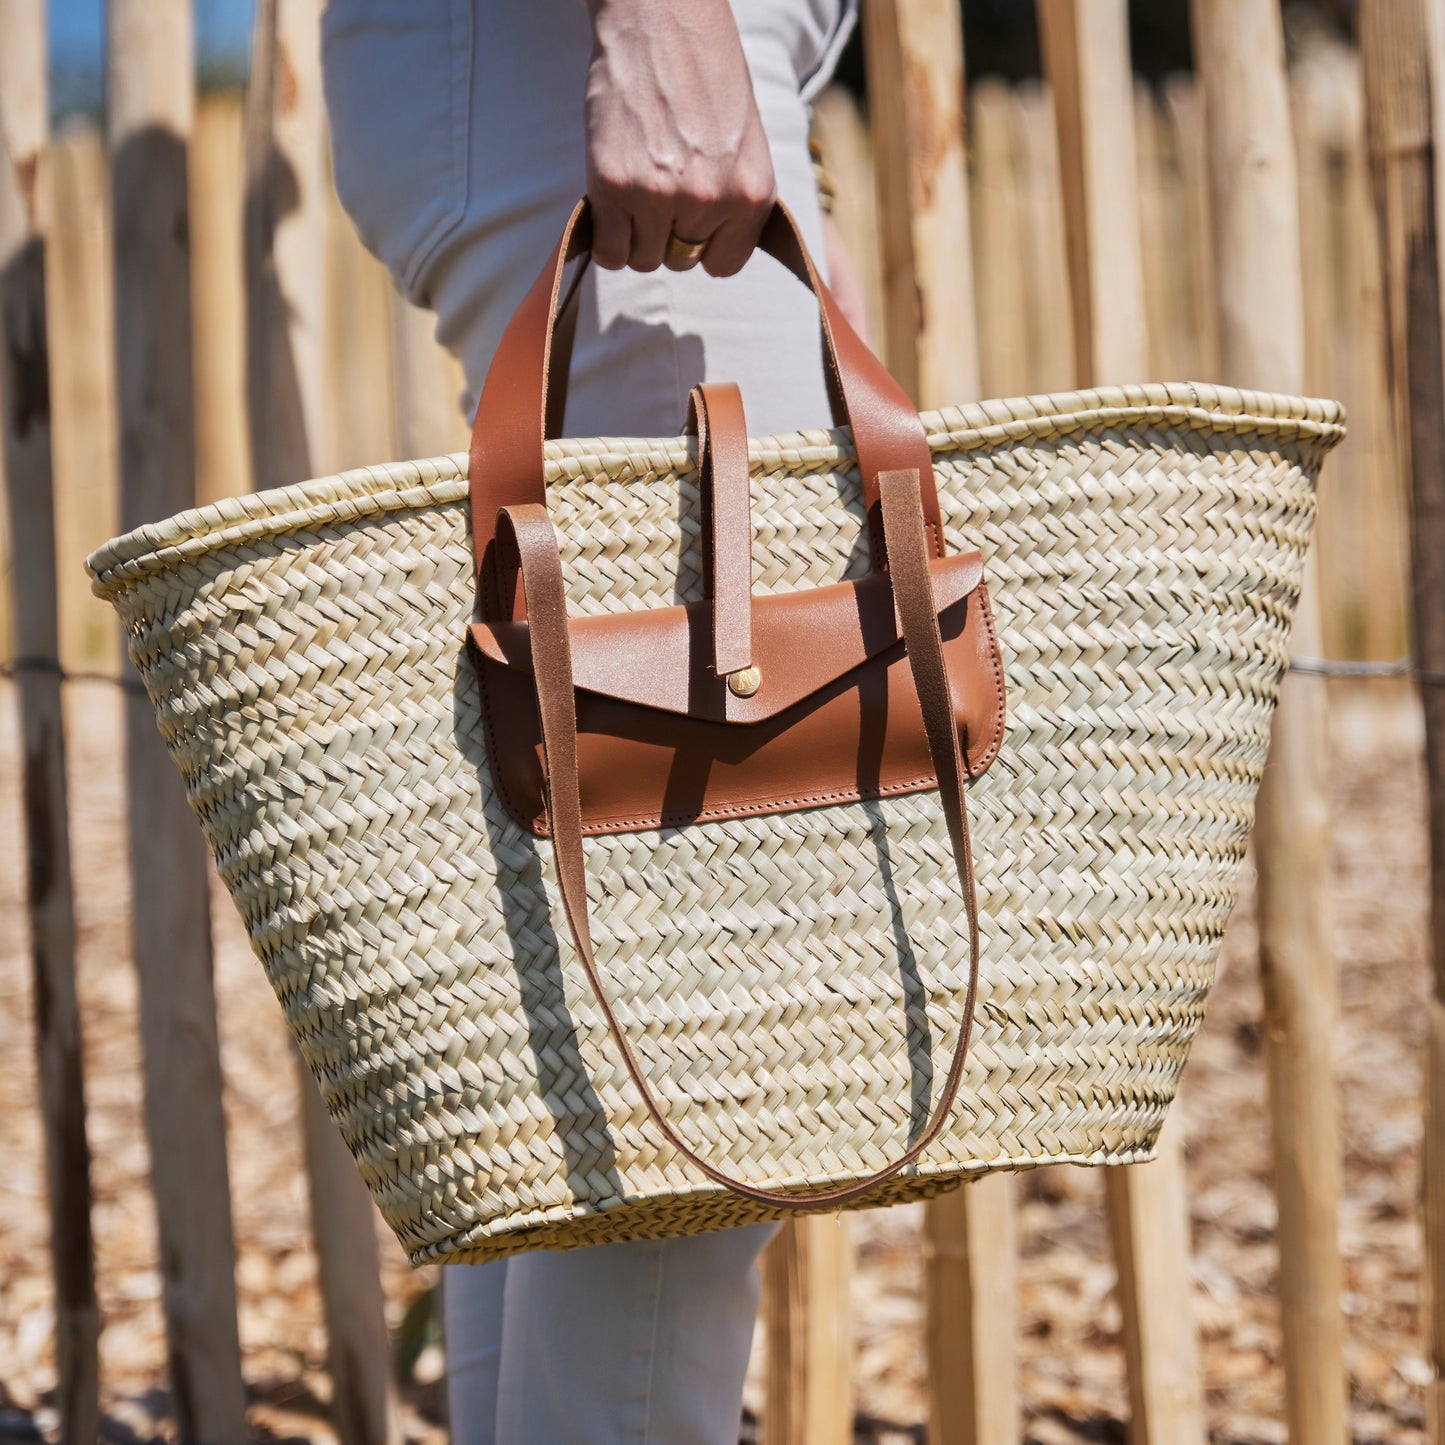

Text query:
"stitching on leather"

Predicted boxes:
[[965, 584, 1007, 778], [477, 574, 1008, 838], [557, 770, 948, 837]]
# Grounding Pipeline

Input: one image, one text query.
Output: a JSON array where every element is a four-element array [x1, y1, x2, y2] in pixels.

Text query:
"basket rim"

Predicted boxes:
[[86, 381, 1346, 596]]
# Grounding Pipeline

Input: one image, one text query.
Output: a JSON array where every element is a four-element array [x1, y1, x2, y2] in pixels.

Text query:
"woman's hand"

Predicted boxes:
[[584, 0, 776, 276]]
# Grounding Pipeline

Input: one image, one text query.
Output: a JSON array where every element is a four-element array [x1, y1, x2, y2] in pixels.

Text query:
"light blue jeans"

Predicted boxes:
[[322, 3, 855, 1440]]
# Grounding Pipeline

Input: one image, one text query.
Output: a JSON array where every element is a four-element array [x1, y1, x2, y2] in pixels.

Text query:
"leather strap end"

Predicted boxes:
[[688, 382, 754, 678]]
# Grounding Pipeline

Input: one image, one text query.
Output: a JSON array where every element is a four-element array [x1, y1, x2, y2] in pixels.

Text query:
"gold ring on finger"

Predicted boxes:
[[667, 232, 709, 263]]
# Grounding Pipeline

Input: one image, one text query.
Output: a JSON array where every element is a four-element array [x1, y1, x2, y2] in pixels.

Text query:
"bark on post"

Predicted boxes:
[[244, 4, 403, 1442], [107, 1, 249, 1437], [1194, 6, 1349, 1440], [863, 0, 980, 400], [0, 6, 100, 1440], [1035, 5, 1206, 1441], [1361, 3, 1445, 1434]]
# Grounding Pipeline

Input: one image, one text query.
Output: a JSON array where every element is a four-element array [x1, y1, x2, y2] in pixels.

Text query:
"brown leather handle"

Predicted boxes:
[[687, 382, 753, 678], [486, 379, 755, 676], [469, 198, 944, 599], [491, 465, 980, 1211]]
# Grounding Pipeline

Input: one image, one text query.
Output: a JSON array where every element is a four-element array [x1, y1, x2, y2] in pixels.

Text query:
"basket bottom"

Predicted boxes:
[[414, 1140, 1163, 1267]]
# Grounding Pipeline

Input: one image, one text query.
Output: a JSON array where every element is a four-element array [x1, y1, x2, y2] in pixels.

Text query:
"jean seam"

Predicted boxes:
[[399, 0, 473, 296], [637, 1244, 665, 1445]]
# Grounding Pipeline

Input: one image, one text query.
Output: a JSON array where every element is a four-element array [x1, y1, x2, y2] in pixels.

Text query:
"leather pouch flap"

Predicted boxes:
[[471, 551, 985, 725]]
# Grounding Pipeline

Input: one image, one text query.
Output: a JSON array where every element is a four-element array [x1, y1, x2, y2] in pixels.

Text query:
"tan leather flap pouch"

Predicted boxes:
[[469, 550, 1006, 838]]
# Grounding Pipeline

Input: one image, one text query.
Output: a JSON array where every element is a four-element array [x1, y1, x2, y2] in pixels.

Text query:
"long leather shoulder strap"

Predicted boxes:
[[493, 465, 979, 1211]]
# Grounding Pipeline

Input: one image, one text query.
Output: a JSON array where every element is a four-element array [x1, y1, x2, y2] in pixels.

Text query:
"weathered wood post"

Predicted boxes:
[[325, 178, 398, 471], [1324, 58, 1410, 670], [864, 0, 980, 402], [1361, 3, 1445, 1436], [1035, 4, 1207, 1441], [392, 295, 468, 462], [244, 4, 404, 1442], [192, 92, 252, 506], [1292, 57, 1353, 662], [1012, 82, 1075, 393], [1194, 5, 1349, 1440], [864, 5, 1020, 1443], [808, 86, 885, 346], [761, 1220, 854, 1445], [1161, 78, 1221, 384], [108, 1, 250, 1437], [1133, 87, 1189, 382], [757, 89, 886, 1434], [971, 79, 1030, 399], [47, 123, 119, 676], [0, 5, 100, 1440]]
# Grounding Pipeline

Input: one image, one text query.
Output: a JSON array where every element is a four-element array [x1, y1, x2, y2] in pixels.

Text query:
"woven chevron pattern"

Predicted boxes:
[[88, 383, 1344, 1265]]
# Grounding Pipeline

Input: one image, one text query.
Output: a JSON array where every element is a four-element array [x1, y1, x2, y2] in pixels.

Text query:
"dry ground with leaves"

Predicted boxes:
[[0, 681, 1430, 1444]]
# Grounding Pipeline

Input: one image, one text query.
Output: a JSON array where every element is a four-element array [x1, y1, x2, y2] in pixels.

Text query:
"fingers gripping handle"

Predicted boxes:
[[493, 467, 980, 1211], [470, 198, 944, 592]]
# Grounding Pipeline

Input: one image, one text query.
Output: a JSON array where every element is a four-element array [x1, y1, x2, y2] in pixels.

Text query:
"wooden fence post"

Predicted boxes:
[[1194, 6, 1349, 1441], [1361, 4, 1445, 1436], [1133, 86, 1191, 384], [970, 79, 1030, 400], [0, 7, 100, 1442], [325, 172, 397, 472], [392, 295, 467, 462], [108, 2, 250, 1438], [1327, 56, 1410, 670], [1160, 78, 1220, 384], [864, 7, 1020, 1444], [1292, 57, 1355, 663], [47, 123, 119, 677], [1035, 6, 1207, 1442], [192, 92, 252, 506], [244, 5, 404, 1442], [760, 1216, 853, 1445], [809, 86, 884, 352], [1293, 52, 1410, 669], [1012, 82, 1075, 395], [921, 1178, 1018, 1445], [863, 0, 980, 400]]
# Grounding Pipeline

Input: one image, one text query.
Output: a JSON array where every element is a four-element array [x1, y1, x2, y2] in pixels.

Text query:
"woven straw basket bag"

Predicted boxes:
[[88, 203, 1344, 1266]]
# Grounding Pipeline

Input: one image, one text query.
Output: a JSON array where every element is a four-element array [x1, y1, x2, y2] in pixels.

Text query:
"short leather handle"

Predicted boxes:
[[491, 465, 980, 1211], [469, 198, 944, 596], [687, 382, 753, 678]]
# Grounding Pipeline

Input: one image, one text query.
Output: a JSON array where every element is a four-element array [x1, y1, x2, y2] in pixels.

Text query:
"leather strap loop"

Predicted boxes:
[[493, 466, 980, 1210], [470, 198, 943, 592], [687, 383, 753, 678]]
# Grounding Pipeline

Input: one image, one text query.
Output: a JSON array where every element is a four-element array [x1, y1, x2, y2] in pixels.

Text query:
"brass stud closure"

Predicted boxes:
[[727, 666, 762, 698]]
